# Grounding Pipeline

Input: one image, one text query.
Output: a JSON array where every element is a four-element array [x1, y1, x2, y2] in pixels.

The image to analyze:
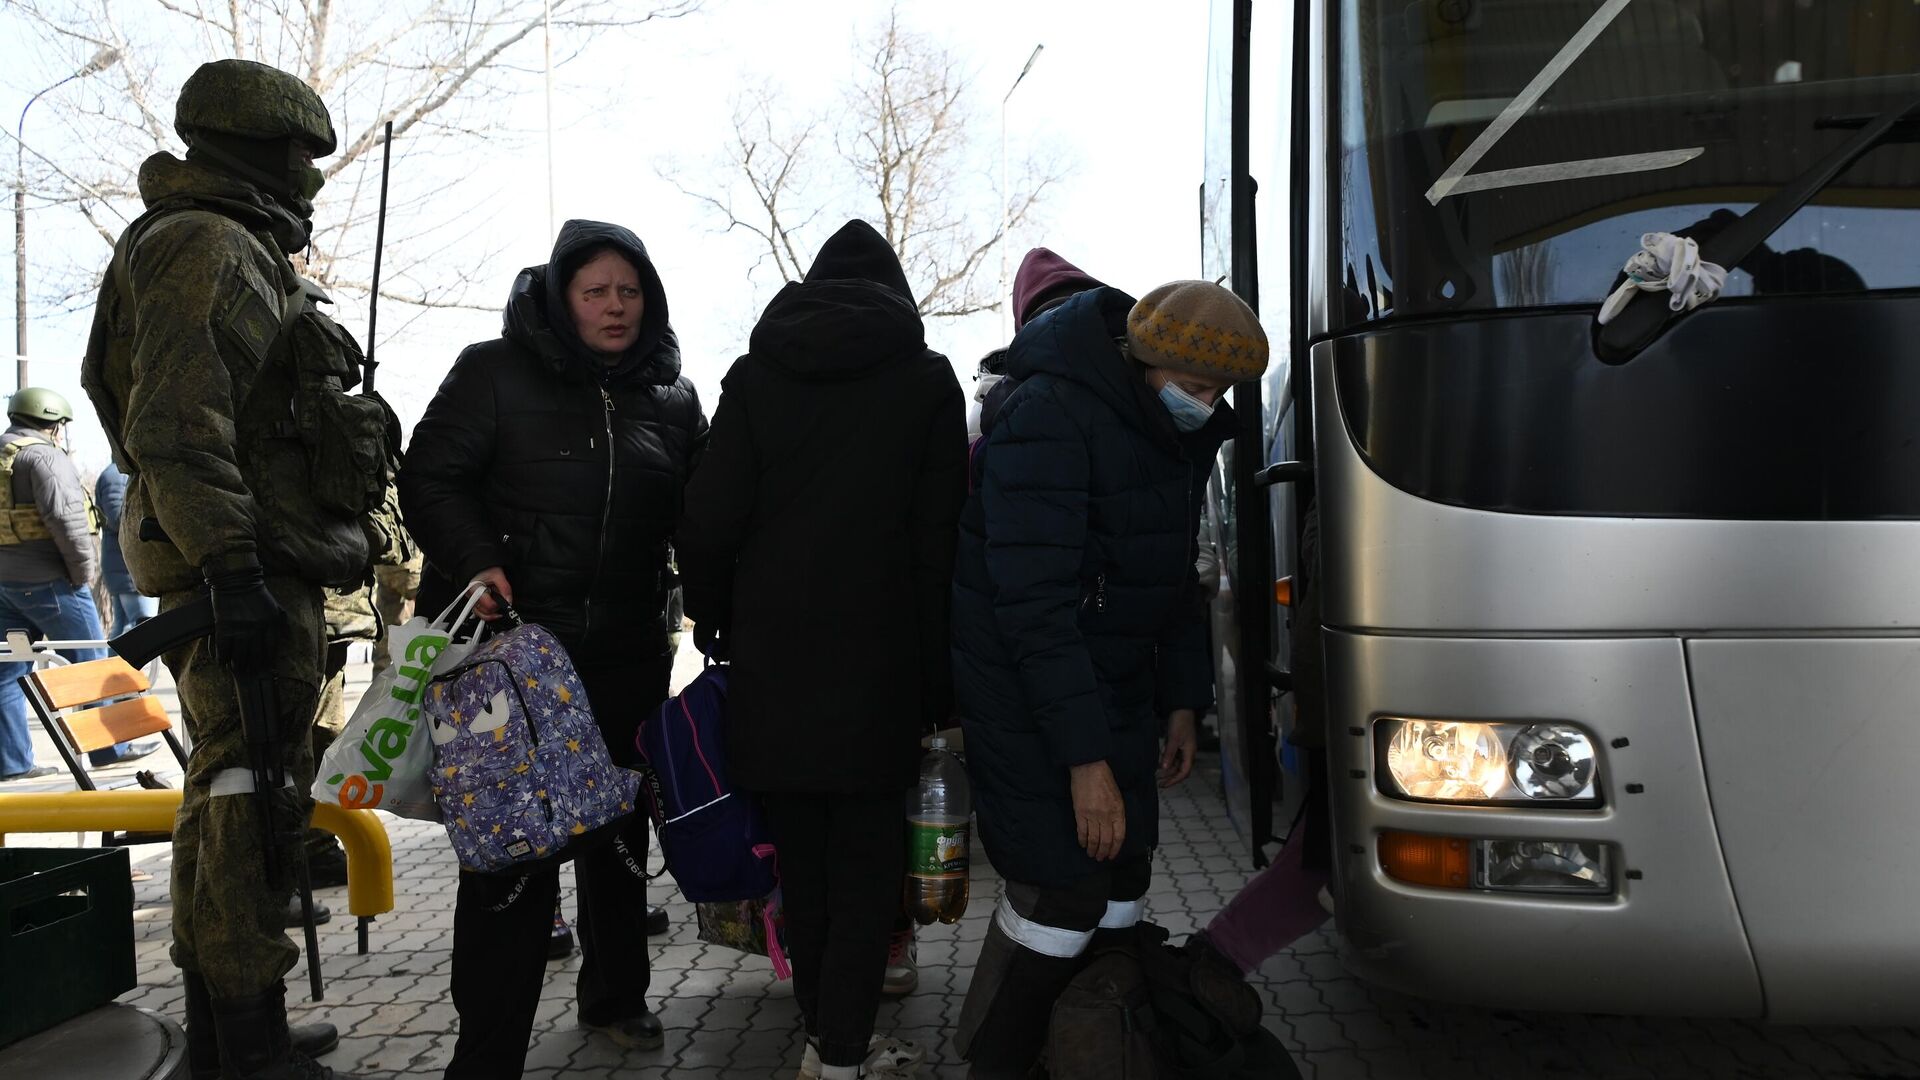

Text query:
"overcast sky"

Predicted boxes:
[[2, 0, 1289, 473]]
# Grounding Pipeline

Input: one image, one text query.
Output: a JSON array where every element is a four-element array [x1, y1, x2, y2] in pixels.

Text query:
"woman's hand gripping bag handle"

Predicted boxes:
[[312, 581, 491, 820]]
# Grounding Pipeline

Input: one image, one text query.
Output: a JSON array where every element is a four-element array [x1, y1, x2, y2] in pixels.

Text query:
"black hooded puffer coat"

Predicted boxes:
[[952, 287, 1230, 888], [676, 221, 966, 794], [401, 219, 707, 661]]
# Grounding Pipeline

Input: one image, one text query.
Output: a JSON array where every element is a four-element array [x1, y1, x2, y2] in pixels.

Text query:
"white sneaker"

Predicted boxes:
[[797, 1034, 926, 1079], [881, 927, 919, 997]]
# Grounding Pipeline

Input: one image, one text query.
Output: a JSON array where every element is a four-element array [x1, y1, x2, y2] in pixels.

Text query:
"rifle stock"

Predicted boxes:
[[110, 593, 214, 668]]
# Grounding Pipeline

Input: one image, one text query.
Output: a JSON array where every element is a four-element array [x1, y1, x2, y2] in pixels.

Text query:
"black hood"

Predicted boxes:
[[806, 220, 916, 305], [502, 219, 680, 385], [1007, 286, 1233, 451], [746, 220, 925, 383]]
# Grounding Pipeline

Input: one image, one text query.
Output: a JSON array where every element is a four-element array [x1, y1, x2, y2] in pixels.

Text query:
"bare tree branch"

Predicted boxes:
[[669, 3, 1064, 322], [1, 0, 703, 323]]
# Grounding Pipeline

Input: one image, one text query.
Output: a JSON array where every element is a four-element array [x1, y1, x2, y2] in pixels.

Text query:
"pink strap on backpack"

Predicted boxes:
[[752, 843, 792, 980]]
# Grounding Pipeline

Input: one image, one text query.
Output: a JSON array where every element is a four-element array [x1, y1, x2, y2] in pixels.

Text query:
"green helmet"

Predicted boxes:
[[8, 388, 73, 425], [175, 59, 336, 156]]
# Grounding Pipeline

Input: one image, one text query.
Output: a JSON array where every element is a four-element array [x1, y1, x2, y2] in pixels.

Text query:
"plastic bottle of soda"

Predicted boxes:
[[905, 737, 971, 925]]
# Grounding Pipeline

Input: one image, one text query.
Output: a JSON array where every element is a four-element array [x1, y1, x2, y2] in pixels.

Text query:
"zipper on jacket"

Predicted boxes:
[[584, 385, 617, 641], [1082, 573, 1107, 614]]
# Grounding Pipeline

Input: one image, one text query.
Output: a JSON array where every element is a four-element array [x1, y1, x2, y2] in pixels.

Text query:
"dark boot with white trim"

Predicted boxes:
[[955, 921, 1084, 1080]]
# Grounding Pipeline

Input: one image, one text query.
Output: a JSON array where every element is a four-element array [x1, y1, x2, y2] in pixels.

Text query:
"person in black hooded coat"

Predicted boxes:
[[677, 220, 965, 1079], [399, 219, 707, 1076], [950, 280, 1268, 1078]]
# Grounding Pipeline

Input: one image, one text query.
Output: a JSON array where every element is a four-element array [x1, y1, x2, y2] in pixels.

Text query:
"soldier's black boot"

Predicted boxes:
[[182, 971, 220, 1080], [187, 975, 340, 1079], [212, 981, 366, 1079]]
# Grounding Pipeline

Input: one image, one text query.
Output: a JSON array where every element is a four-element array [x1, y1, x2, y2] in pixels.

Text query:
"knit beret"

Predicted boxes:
[[1126, 280, 1269, 381]]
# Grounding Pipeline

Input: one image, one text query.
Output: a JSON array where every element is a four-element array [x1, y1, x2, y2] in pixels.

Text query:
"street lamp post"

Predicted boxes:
[[14, 46, 119, 390], [999, 44, 1044, 340], [542, 0, 556, 239]]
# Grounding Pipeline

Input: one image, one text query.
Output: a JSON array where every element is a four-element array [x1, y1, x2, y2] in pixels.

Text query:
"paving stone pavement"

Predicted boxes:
[[11, 643, 1920, 1078]]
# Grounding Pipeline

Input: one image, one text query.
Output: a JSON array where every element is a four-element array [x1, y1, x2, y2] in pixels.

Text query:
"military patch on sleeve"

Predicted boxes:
[[221, 287, 281, 367]]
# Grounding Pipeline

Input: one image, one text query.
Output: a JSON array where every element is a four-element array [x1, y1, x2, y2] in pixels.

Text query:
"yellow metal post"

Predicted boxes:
[[0, 790, 395, 929]]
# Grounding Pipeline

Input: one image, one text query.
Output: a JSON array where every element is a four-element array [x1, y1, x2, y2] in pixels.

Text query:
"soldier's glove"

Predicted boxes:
[[202, 555, 288, 672]]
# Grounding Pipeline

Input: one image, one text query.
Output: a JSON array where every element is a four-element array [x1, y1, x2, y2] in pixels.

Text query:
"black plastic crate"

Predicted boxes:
[[0, 847, 135, 1048]]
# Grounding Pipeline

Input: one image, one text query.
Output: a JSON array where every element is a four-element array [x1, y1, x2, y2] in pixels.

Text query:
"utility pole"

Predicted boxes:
[[543, 0, 556, 239]]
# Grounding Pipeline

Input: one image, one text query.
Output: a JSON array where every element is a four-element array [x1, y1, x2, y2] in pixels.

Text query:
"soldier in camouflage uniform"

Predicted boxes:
[[303, 582, 380, 888], [368, 493, 421, 675], [81, 59, 393, 1080]]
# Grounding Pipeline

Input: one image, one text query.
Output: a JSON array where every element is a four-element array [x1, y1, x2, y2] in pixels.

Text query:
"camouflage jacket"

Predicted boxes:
[[82, 153, 389, 594], [325, 581, 380, 643]]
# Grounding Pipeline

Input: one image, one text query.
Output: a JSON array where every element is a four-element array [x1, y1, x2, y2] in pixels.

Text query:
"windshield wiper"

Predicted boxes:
[[1595, 97, 1920, 365]]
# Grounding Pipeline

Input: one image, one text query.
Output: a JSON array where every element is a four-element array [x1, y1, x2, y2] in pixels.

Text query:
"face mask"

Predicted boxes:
[[290, 164, 326, 203], [1158, 380, 1217, 433]]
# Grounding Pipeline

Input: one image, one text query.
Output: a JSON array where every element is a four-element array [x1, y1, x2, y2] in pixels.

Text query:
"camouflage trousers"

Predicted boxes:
[[166, 579, 325, 1002], [370, 561, 421, 674]]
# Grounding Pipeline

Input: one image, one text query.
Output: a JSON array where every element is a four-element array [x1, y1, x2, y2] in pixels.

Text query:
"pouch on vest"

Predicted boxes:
[[283, 286, 395, 520], [0, 437, 53, 544]]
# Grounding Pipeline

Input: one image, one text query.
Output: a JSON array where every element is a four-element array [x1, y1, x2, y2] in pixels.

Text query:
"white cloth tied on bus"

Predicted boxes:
[[1596, 232, 1727, 326]]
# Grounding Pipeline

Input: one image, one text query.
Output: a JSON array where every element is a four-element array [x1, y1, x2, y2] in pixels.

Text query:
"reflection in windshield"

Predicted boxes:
[[1334, 0, 1920, 325]]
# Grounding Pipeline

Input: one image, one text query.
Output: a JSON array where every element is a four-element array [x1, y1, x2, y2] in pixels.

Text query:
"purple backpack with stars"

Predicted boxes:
[[424, 622, 642, 874], [635, 664, 778, 903]]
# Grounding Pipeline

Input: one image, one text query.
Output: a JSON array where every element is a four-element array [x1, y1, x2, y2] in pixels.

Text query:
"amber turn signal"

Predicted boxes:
[[1379, 831, 1471, 889], [1274, 576, 1293, 607]]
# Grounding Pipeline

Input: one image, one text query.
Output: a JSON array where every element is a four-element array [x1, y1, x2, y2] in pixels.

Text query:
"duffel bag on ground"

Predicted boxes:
[[1046, 922, 1302, 1080], [425, 621, 641, 874]]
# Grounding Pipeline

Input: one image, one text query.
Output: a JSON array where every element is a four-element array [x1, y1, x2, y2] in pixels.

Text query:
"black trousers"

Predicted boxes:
[[761, 791, 906, 1068], [443, 650, 670, 1080]]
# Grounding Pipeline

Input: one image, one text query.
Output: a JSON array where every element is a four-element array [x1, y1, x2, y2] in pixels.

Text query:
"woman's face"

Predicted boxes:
[[1144, 366, 1236, 406], [566, 250, 644, 356]]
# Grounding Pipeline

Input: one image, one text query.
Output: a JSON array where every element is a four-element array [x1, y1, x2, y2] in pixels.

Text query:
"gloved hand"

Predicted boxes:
[[692, 623, 730, 662], [202, 555, 288, 672]]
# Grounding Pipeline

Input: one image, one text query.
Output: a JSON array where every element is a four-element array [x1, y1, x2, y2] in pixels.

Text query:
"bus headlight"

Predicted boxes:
[[1382, 720, 1508, 801], [1508, 724, 1597, 801], [1377, 719, 1602, 805]]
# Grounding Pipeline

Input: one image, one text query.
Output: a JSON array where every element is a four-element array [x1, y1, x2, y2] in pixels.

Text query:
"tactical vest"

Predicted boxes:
[[83, 198, 398, 590], [0, 436, 102, 546], [0, 437, 53, 544]]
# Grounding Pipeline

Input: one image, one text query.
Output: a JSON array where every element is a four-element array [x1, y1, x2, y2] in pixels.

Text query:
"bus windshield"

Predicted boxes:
[[1335, 0, 1920, 324]]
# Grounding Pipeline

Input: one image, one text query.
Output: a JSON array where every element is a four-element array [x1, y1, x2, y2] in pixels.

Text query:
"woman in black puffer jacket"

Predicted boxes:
[[400, 219, 706, 1077], [951, 281, 1268, 1079]]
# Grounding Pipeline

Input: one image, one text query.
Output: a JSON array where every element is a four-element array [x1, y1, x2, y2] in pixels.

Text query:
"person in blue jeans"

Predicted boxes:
[[95, 461, 158, 634], [0, 389, 153, 780]]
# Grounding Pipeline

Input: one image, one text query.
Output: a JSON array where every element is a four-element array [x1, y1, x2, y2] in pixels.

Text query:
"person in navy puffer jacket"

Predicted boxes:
[[951, 280, 1269, 1078]]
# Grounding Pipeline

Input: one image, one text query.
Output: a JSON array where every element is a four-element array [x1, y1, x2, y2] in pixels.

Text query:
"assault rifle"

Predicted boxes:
[[115, 522, 326, 1002]]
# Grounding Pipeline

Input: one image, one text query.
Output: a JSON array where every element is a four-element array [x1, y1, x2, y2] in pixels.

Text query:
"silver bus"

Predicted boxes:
[[1202, 0, 1920, 1022]]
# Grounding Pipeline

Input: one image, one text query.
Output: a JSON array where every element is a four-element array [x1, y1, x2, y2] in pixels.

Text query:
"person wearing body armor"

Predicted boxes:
[[81, 59, 395, 1080], [0, 389, 153, 779]]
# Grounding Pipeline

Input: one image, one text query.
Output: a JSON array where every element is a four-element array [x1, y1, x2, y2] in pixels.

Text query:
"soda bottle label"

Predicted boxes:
[[907, 818, 969, 878]]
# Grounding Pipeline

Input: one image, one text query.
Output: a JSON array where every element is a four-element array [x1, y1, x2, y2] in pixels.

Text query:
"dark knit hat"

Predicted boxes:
[[1012, 247, 1104, 330], [1126, 280, 1268, 381]]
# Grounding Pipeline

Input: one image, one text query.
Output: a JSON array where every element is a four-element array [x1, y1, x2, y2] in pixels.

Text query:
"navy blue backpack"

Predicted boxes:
[[634, 665, 778, 903]]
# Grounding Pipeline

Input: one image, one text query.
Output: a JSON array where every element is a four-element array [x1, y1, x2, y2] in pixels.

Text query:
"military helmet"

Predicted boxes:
[[8, 388, 74, 425], [175, 60, 336, 156]]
